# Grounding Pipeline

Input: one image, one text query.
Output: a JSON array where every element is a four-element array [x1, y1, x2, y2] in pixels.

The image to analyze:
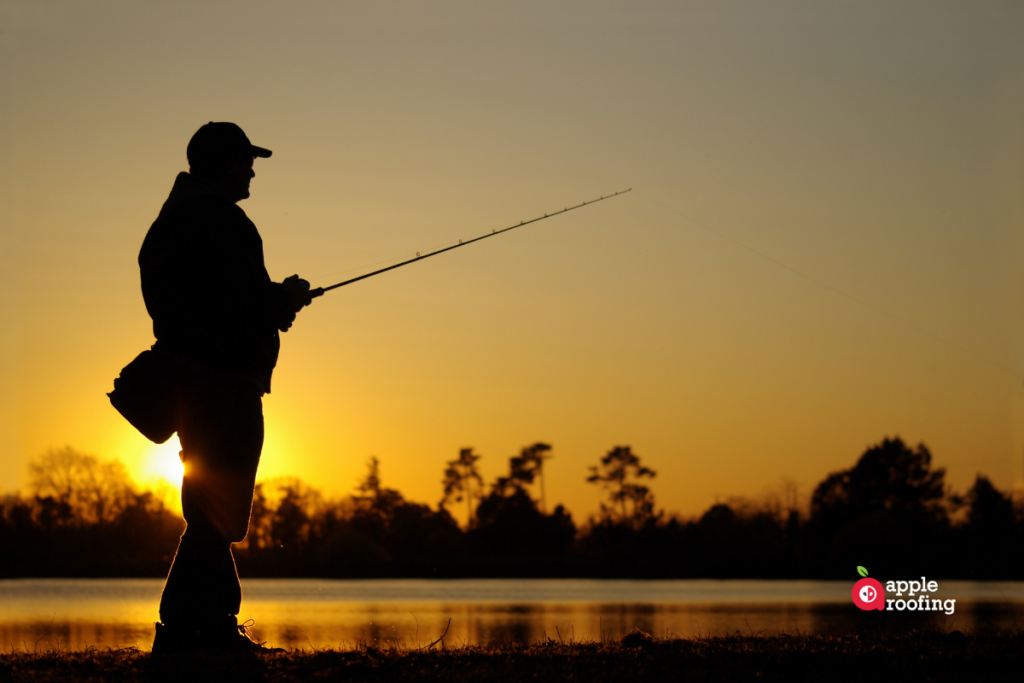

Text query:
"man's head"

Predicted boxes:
[[187, 122, 272, 202]]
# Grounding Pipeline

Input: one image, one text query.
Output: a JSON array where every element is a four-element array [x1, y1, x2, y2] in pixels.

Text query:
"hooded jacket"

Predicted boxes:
[[138, 172, 293, 394]]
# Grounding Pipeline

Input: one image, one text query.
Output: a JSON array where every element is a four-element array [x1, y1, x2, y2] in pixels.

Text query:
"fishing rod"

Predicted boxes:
[[310, 188, 632, 298]]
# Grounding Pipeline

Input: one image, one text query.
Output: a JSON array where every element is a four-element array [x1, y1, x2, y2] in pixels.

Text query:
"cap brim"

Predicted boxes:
[[252, 145, 272, 158]]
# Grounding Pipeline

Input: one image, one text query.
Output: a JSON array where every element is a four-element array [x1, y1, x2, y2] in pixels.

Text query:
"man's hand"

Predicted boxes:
[[282, 274, 313, 312], [278, 275, 312, 332]]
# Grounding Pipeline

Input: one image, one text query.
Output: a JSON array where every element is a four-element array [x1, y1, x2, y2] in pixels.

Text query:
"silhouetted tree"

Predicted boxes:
[[331, 457, 461, 575], [110, 490, 183, 570], [8, 437, 1024, 580], [470, 448, 576, 564], [806, 437, 950, 577], [351, 457, 404, 538], [28, 447, 135, 524], [515, 443, 552, 513], [234, 477, 323, 570], [587, 446, 659, 528], [387, 500, 461, 568], [33, 495, 74, 531], [270, 485, 311, 555], [440, 448, 484, 528], [810, 437, 946, 523], [471, 489, 576, 563], [956, 475, 1022, 578], [492, 445, 543, 498], [965, 475, 1016, 531]]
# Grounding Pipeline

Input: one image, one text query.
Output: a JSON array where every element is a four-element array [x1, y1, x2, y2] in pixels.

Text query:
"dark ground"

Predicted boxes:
[[1, 630, 1019, 682]]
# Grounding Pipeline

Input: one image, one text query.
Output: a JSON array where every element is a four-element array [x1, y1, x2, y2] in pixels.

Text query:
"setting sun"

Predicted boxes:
[[141, 436, 185, 489]]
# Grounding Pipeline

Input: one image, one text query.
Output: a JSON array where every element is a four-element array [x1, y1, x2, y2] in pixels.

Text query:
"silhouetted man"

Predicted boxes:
[[140, 122, 311, 653]]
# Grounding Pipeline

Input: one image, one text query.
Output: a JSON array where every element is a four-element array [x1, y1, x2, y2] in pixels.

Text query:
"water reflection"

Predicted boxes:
[[2, 579, 1023, 651], [0, 621, 154, 652]]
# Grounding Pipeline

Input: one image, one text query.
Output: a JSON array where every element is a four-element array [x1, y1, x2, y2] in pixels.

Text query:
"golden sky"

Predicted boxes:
[[2, 1, 1023, 520]]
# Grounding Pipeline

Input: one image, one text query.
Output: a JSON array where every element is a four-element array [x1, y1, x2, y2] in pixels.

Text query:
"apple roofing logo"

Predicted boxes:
[[852, 566, 885, 611]]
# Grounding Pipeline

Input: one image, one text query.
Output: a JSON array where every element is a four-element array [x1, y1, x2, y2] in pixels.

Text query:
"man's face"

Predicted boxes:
[[223, 156, 255, 202]]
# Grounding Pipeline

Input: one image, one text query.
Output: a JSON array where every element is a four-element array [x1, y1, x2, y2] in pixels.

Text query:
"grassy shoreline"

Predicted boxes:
[[3, 630, 1022, 682]]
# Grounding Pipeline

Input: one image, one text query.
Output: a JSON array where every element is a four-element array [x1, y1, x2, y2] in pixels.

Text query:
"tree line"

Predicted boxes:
[[1, 437, 1022, 579]]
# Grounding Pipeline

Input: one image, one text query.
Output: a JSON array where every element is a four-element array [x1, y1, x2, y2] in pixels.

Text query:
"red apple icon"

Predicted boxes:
[[852, 577, 886, 610]]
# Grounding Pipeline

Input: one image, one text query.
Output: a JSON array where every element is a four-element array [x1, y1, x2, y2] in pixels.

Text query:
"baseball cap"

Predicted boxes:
[[187, 122, 272, 167]]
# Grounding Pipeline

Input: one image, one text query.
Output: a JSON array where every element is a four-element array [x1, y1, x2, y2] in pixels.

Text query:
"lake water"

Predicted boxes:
[[2, 578, 1023, 651]]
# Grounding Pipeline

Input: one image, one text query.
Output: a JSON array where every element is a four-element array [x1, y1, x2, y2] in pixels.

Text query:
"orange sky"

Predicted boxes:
[[2, 1, 1023, 520]]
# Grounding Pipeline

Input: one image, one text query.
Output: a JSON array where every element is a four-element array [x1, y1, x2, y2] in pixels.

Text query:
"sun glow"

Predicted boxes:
[[142, 436, 185, 488]]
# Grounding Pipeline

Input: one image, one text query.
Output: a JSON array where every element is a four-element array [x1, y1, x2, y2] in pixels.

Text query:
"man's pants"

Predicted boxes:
[[158, 374, 263, 626]]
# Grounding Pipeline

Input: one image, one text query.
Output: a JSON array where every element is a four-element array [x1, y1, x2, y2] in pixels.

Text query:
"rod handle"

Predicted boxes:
[[310, 287, 325, 299]]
